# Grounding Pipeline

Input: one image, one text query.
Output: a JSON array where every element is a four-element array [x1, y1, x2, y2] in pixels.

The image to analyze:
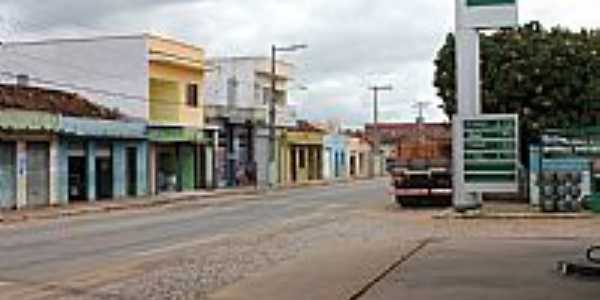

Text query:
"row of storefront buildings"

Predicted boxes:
[[0, 34, 375, 210]]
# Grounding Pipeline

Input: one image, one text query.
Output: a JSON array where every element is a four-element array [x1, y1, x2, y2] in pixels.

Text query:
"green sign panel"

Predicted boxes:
[[463, 116, 518, 185], [467, 0, 515, 7]]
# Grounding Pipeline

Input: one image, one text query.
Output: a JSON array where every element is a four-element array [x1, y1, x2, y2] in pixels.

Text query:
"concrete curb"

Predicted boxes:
[[0, 178, 378, 225], [0, 189, 261, 225], [432, 209, 597, 220]]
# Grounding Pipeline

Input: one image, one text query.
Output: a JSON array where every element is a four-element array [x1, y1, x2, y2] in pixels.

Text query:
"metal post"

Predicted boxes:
[[266, 44, 306, 188], [267, 45, 277, 187]]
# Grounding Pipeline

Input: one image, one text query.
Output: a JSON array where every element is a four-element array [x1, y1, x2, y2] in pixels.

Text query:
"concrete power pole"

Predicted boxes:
[[368, 85, 392, 177], [267, 44, 306, 188], [413, 101, 431, 124]]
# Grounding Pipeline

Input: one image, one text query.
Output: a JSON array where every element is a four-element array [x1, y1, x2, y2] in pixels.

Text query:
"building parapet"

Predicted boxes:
[[60, 116, 147, 139], [147, 127, 208, 144]]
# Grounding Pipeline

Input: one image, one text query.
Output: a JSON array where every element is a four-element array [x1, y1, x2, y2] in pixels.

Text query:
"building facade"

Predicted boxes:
[[347, 135, 372, 179], [0, 84, 148, 209], [280, 122, 325, 185], [203, 57, 296, 188], [323, 133, 349, 181], [0, 34, 217, 195]]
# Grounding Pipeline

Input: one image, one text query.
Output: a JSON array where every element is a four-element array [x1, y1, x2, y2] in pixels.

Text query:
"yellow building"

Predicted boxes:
[[148, 35, 205, 127], [280, 122, 325, 185], [145, 35, 215, 194]]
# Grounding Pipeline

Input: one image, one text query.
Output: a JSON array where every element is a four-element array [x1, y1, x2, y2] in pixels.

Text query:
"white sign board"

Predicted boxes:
[[458, 0, 518, 29]]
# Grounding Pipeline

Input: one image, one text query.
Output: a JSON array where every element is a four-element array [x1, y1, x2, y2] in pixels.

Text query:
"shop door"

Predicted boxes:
[[125, 147, 138, 197], [68, 142, 87, 202], [96, 145, 113, 200], [27, 142, 50, 207], [350, 155, 357, 177], [0, 142, 16, 209], [290, 148, 297, 183]]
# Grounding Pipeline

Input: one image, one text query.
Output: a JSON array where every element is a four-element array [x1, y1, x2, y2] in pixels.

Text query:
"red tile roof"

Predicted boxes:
[[0, 84, 120, 119], [288, 120, 326, 133]]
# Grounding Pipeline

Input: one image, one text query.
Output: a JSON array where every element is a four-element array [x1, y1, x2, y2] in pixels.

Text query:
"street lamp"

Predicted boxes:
[[267, 44, 307, 188], [368, 85, 392, 177]]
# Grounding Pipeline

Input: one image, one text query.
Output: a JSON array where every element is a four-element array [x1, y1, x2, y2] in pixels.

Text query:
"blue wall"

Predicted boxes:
[[112, 142, 127, 198], [324, 134, 349, 180], [529, 145, 590, 173], [58, 138, 149, 204]]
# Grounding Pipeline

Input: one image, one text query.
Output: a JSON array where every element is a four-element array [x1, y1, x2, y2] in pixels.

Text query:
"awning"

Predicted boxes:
[[0, 109, 60, 131]]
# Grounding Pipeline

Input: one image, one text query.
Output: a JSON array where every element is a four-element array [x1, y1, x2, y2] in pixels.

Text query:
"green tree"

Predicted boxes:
[[434, 21, 600, 136]]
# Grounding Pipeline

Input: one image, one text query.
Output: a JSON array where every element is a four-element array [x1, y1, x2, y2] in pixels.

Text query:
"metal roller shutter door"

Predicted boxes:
[[27, 142, 50, 207], [0, 142, 16, 209]]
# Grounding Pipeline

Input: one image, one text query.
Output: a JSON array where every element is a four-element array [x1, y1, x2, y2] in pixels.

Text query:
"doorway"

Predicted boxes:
[[0, 142, 16, 209], [290, 148, 297, 183], [26, 142, 50, 207], [68, 156, 87, 201], [125, 147, 138, 197], [95, 145, 113, 200]]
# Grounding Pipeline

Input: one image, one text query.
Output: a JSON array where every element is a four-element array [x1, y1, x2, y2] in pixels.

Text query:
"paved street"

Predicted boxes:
[[1, 179, 600, 300], [0, 179, 397, 299]]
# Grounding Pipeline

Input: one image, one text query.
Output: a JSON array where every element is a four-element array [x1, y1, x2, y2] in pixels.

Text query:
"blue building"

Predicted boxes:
[[323, 133, 349, 181], [0, 84, 149, 209]]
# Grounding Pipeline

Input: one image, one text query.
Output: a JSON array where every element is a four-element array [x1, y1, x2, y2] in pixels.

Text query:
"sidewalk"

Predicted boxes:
[[0, 187, 260, 225], [433, 202, 597, 220]]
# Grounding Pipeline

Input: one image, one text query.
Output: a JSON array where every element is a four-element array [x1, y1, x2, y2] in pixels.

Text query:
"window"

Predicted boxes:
[[186, 83, 199, 107], [263, 87, 271, 105], [254, 83, 261, 105]]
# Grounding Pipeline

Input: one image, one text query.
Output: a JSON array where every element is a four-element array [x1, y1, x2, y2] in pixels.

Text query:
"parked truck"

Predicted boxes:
[[387, 124, 452, 207]]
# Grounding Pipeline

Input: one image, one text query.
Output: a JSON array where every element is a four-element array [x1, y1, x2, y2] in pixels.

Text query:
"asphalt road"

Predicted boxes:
[[0, 180, 387, 286]]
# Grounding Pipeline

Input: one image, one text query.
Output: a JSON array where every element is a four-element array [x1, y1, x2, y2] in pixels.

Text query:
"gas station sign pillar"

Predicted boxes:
[[453, 0, 518, 211]]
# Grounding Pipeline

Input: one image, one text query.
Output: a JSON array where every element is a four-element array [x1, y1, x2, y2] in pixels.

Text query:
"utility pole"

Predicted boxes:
[[413, 101, 431, 124], [368, 85, 392, 177], [267, 44, 307, 188], [268, 45, 277, 188]]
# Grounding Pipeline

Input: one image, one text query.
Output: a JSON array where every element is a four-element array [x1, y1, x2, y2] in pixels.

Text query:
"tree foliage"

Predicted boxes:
[[434, 21, 600, 135]]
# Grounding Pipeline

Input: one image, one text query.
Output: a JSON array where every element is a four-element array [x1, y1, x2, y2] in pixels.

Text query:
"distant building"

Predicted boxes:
[[280, 121, 325, 185], [323, 132, 349, 181], [203, 56, 297, 188]]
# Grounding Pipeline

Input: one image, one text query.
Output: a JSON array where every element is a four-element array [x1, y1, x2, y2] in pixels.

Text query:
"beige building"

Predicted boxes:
[[347, 136, 372, 179]]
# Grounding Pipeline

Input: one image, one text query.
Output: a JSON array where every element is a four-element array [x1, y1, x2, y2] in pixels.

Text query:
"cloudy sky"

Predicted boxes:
[[0, 0, 598, 127]]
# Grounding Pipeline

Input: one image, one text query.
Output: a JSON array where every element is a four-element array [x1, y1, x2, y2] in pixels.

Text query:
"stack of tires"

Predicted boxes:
[[540, 172, 582, 213]]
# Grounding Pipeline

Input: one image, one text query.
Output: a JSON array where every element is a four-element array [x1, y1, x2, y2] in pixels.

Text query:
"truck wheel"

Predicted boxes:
[[396, 197, 414, 207], [395, 196, 404, 206]]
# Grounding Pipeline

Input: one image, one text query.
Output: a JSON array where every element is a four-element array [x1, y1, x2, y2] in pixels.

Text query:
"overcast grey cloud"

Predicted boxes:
[[0, 0, 599, 127]]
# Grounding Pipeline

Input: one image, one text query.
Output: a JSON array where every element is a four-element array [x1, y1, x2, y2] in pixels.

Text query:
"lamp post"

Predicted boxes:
[[368, 85, 392, 177], [267, 44, 307, 188]]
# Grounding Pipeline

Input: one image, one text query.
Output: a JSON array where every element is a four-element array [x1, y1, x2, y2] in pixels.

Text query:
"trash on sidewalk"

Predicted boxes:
[[558, 246, 600, 277]]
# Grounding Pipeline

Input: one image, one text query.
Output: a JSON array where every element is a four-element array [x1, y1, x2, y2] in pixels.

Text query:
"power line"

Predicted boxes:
[[1, 46, 147, 85], [0, 69, 200, 109]]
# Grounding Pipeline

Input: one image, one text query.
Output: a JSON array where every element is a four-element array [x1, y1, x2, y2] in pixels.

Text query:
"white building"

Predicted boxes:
[[0, 35, 150, 120], [203, 57, 297, 188]]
